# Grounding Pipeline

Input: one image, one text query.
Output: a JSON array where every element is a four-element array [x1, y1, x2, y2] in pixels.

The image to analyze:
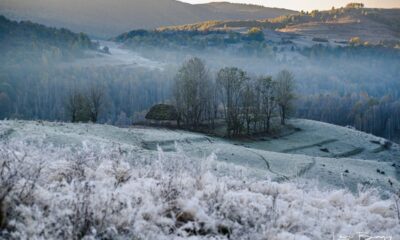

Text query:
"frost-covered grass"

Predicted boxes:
[[1, 138, 399, 240], [1, 120, 399, 192]]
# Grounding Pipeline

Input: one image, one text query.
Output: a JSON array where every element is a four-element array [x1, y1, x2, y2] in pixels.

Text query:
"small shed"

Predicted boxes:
[[145, 104, 178, 125]]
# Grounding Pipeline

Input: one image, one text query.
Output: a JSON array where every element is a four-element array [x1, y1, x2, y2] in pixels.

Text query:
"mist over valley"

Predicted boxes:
[[0, 1, 400, 239]]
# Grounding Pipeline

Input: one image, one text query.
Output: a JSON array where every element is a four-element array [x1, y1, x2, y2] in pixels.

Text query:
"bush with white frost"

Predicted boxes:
[[0, 139, 399, 239]]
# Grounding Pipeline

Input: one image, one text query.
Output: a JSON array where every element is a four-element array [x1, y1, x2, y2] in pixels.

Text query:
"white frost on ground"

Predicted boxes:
[[0, 120, 399, 239], [1, 120, 399, 191], [238, 119, 400, 161]]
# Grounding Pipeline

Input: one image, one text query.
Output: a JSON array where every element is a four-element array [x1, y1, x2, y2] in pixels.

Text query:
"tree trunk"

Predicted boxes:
[[266, 117, 271, 132], [281, 107, 286, 125]]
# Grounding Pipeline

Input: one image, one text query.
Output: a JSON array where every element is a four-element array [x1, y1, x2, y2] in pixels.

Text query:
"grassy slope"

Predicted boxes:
[[158, 7, 400, 42], [278, 8, 400, 42]]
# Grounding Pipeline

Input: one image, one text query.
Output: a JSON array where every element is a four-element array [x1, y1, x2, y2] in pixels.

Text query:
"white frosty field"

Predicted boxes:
[[0, 120, 399, 239]]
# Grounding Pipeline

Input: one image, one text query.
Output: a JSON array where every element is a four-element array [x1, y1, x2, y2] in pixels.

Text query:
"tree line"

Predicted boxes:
[[172, 58, 295, 136], [114, 28, 265, 50], [296, 92, 400, 141], [0, 65, 171, 125]]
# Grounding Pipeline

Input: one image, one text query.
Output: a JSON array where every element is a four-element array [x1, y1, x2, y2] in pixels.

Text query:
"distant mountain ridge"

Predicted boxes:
[[198, 2, 296, 19], [0, 0, 296, 38]]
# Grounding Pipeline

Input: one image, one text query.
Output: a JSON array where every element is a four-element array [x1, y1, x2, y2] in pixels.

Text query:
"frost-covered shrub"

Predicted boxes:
[[395, 190, 400, 223], [0, 139, 399, 239], [0, 144, 43, 231]]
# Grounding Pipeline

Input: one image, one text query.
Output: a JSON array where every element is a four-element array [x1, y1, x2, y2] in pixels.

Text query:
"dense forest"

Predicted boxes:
[[0, 66, 171, 124], [0, 16, 101, 121], [0, 16, 96, 66], [114, 28, 267, 54]]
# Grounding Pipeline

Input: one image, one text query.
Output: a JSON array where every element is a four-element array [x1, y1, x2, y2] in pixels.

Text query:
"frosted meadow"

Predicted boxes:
[[0, 122, 399, 239]]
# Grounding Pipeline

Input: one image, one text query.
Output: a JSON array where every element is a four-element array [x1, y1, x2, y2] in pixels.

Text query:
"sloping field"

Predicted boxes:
[[1, 119, 399, 192], [239, 119, 400, 161], [279, 18, 399, 43], [1, 119, 400, 239]]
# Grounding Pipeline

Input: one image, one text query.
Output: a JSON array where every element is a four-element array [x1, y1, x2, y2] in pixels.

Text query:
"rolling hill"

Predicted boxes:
[[278, 7, 400, 43], [0, 0, 296, 38], [159, 6, 400, 43], [1, 119, 399, 238], [198, 2, 296, 20]]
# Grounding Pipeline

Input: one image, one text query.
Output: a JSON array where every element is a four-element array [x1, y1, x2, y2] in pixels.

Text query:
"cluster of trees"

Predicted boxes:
[[347, 37, 400, 48], [66, 85, 105, 123], [173, 58, 295, 136], [300, 43, 400, 60], [345, 3, 365, 9]]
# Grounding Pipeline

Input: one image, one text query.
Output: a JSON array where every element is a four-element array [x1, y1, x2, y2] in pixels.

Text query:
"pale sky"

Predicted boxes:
[[182, 0, 400, 11]]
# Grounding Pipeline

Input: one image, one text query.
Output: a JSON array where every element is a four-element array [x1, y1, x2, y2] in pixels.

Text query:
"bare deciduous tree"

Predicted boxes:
[[66, 85, 105, 123], [275, 70, 295, 125], [217, 67, 247, 136], [173, 58, 211, 129], [66, 90, 89, 123], [87, 85, 105, 123], [242, 78, 256, 134], [256, 76, 277, 132]]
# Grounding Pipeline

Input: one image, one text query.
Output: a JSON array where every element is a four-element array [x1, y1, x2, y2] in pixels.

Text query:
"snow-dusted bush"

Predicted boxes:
[[0, 139, 399, 239]]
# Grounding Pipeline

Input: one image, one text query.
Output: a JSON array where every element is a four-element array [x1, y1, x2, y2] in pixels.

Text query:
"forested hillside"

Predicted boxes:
[[0, 16, 96, 66], [0, 16, 101, 120], [114, 29, 267, 52]]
